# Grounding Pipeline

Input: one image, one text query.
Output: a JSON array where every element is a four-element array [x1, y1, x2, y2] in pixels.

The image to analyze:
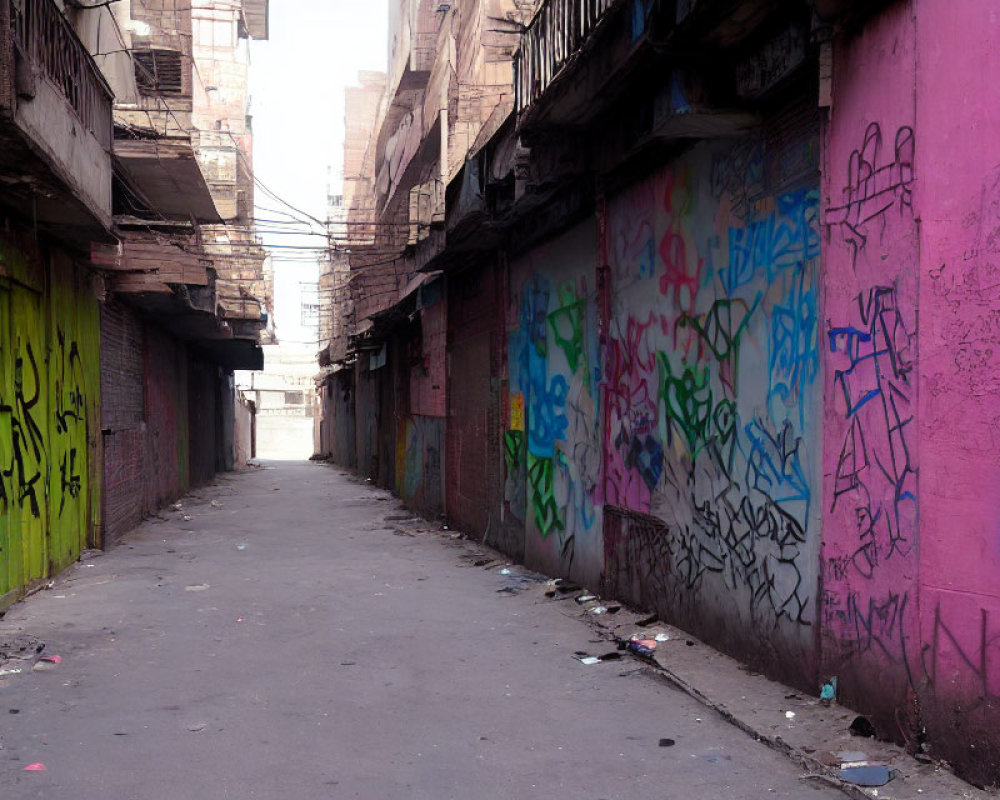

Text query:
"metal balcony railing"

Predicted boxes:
[[514, 0, 617, 114], [9, 0, 113, 146]]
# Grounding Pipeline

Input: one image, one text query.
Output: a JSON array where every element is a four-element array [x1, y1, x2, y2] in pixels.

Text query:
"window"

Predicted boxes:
[[284, 391, 304, 406], [133, 49, 184, 95]]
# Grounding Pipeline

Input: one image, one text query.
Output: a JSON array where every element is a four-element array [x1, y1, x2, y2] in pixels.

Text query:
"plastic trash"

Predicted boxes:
[[820, 676, 837, 706], [785, 711, 796, 720], [23, 763, 46, 771], [590, 606, 609, 615], [575, 595, 597, 604], [626, 638, 658, 658], [184, 584, 210, 592], [499, 568, 511, 576], [210, 500, 222, 508], [659, 738, 675, 747], [183, 515, 193, 522], [654, 633, 670, 642], [838, 765, 895, 787]]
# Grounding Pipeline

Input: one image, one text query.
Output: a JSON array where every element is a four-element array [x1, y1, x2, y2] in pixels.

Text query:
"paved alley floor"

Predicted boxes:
[[0, 462, 845, 799]]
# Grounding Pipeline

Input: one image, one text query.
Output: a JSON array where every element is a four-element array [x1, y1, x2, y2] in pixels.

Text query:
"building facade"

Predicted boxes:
[[1, 0, 271, 603], [319, 0, 1000, 784]]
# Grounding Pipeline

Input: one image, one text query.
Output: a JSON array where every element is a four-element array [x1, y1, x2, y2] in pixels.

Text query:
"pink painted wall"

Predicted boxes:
[[914, 0, 1000, 781], [821, 0, 920, 734], [824, 2, 1000, 779]]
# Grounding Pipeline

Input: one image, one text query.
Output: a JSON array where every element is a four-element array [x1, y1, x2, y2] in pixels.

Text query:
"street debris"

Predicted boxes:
[[210, 500, 223, 508], [183, 515, 193, 522], [185, 584, 211, 592], [659, 738, 676, 747], [590, 606, 609, 615], [573, 651, 622, 665], [23, 763, 46, 771], [187, 722, 208, 732], [838, 765, 895, 787], [0, 667, 23, 676], [235, 543, 248, 551], [849, 716, 877, 738], [654, 633, 670, 642], [575, 595, 597, 604], [499, 568, 511, 576], [820, 677, 837, 706], [785, 711, 796, 720], [33, 655, 63, 671], [172, 502, 183, 511], [625, 638, 658, 659]]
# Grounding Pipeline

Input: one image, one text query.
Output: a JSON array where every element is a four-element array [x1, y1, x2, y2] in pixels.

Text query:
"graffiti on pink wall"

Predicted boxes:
[[603, 130, 821, 638]]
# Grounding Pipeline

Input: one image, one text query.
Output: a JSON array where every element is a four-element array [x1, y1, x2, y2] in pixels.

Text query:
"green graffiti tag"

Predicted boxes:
[[547, 282, 587, 376], [503, 429, 525, 475], [527, 452, 564, 537]]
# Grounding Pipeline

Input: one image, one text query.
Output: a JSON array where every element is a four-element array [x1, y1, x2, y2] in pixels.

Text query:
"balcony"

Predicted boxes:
[[0, 0, 114, 239], [514, 0, 619, 116]]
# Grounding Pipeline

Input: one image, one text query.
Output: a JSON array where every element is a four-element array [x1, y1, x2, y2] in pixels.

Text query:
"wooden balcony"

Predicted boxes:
[[513, 0, 618, 115]]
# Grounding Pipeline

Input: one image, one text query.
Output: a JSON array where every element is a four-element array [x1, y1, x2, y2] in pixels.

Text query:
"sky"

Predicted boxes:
[[248, 1, 388, 348]]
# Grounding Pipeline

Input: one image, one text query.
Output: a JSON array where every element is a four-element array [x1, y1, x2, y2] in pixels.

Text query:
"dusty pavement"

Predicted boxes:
[[1, 463, 847, 799]]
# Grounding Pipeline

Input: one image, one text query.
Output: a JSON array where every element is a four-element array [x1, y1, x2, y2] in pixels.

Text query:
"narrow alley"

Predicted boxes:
[[0, 462, 841, 799]]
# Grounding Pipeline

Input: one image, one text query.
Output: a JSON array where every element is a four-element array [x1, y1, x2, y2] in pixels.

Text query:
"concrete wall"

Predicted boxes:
[[602, 106, 822, 684], [233, 390, 254, 466], [1, 234, 101, 605], [506, 222, 602, 588]]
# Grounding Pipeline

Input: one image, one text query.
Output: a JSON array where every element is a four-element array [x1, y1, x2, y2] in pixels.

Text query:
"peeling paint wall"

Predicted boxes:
[[602, 103, 822, 683], [1, 236, 100, 604]]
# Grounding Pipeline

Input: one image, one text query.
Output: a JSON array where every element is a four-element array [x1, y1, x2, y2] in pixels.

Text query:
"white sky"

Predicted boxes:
[[249, 2, 388, 348]]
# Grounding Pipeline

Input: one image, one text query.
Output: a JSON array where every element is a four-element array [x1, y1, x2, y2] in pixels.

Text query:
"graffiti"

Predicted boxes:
[[769, 263, 818, 421], [527, 452, 563, 537], [710, 136, 764, 220], [743, 417, 811, 522], [658, 357, 714, 457], [679, 295, 761, 393], [826, 123, 915, 268], [508, 248, 601, 571], [52, 327, 87, 517], [547, 282, 588, 378], [822, 584, 914, 671], [922, 604, 1000, 703], [723, 188, 820, 295], [1, 341, 45, 518], [828, 285, 917, 572], [601, 134, 821, 640]]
